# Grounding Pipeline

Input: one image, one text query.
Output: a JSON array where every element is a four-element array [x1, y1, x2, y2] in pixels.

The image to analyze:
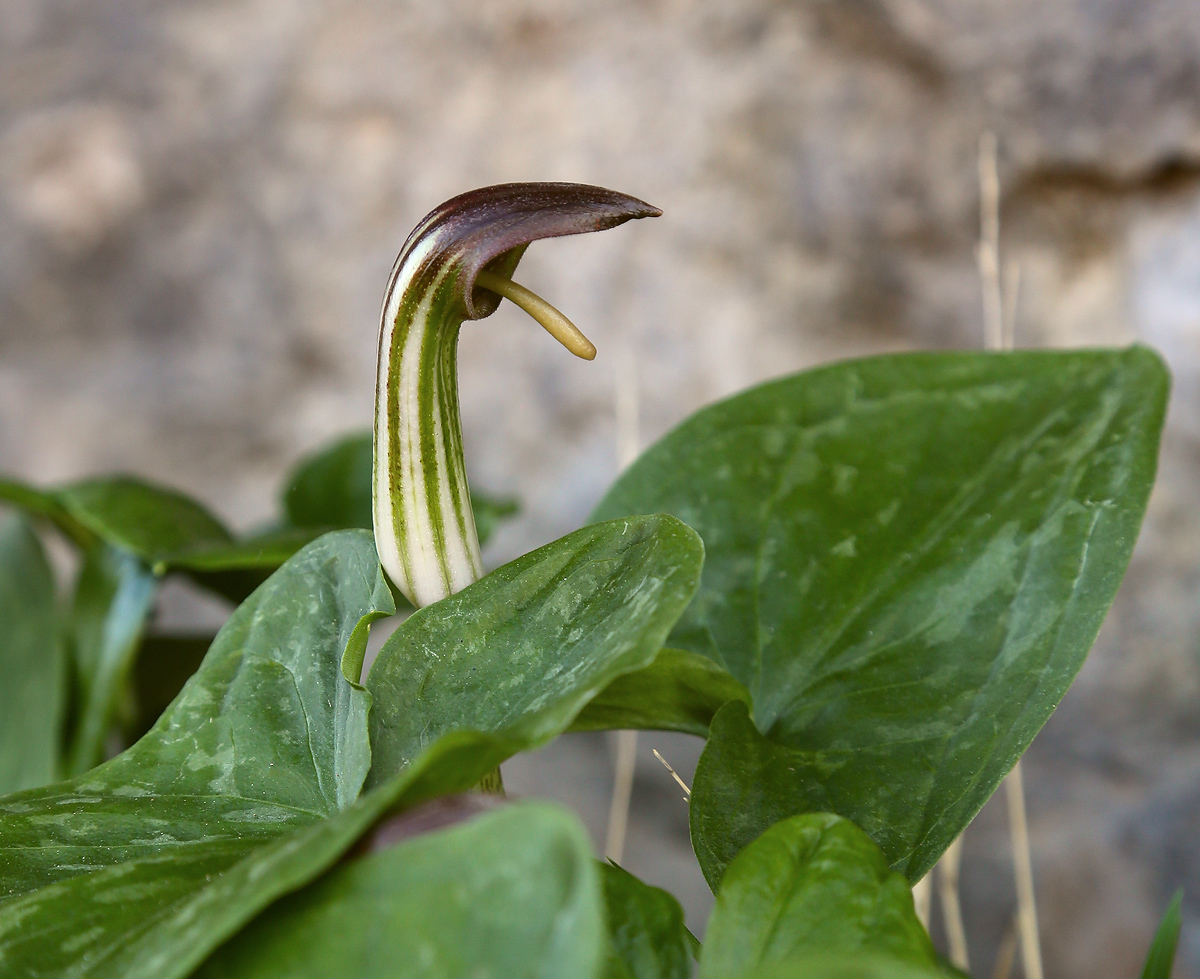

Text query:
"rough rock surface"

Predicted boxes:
[[3, 1, 1200, 974]]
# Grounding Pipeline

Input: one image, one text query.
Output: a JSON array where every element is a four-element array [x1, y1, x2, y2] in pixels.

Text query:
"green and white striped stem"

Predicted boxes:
[[373, 183, 660, 607]]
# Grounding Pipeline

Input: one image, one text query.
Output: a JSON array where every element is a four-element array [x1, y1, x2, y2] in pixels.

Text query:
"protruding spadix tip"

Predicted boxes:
[[474, 270, 597, 361]]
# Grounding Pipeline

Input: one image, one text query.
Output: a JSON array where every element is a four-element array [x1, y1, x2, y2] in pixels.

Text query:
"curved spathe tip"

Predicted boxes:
[[393, 182, 661, 320]]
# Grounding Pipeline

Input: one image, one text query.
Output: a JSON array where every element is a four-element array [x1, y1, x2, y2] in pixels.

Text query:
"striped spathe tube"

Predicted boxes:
[[373, 182, 660, 607]]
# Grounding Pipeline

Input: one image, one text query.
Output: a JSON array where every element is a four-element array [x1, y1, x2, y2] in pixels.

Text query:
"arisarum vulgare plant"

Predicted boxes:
[[0, 182, 1185, 979], [372, 182, 659, 607]]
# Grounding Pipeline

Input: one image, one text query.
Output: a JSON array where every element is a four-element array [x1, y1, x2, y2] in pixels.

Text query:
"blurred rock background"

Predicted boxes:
[[2, 0, 1200, 974]]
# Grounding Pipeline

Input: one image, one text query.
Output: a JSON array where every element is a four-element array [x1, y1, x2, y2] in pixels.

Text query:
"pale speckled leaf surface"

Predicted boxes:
[[365, 515, 704, 786], [0, 530, 394, 979], [195, 802, 604, 979], [0, 513, 64, 794], [594, 349, 1168, 880], [698, 814, 944, 979]]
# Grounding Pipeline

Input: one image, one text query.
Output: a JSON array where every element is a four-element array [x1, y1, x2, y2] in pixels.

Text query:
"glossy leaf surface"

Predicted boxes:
[[196, 802, 604, 979], [0, 513, 64, 793], [699, 814, 942, 979], [596, 349, 1168, 879], [0, 531, 394, 979], [367, 514, 704, 785], [572, 647, 749, 737], [601, 863, 691, 979]]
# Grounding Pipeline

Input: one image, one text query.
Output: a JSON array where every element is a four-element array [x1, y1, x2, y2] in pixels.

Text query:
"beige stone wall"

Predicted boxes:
[[3, 0, 1200, 973]]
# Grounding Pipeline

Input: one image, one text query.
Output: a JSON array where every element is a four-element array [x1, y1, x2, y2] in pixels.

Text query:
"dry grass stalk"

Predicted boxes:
[[939, 835, 970, 971], [605, 729, 640, 862], [913, 874, 933, 929], [604, 343, 642, 863], [652, 748, 692, 799], [1006, 761, 1044, 979], [978, 130, 1043, 979], [991, 916, 1019, 979]]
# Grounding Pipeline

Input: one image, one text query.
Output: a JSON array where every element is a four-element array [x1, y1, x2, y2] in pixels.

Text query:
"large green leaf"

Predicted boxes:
[[699, 814, 943, 979], [601, 863, 691, 979], [1140, 890, 1183, 979], [56, 476, 233, 566], [282, 431, 517, 545], [366, 514, 704, 785], [0, 513, 64, 793], [572, 647, 749, 737], [0, 530, 394, 978], [65, 544, 159, 776], [194, 802, 605, 979], [595, 348, 1168, 880], [0, 515, 704, 979]]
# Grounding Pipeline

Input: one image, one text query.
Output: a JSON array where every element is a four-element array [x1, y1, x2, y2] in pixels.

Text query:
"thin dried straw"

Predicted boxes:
[[604, 344, 642, 863], [939, 836, 969, 971], [978, 129, 1042, 979], [1007, 761, 1043, 979], [652, 748, 692, 799], [992, 916, 1019, 979]]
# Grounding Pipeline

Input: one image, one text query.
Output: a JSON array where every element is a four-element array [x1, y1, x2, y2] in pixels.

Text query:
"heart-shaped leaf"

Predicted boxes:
[[0, 530, 394, 978], [699, 813, 944, 979], [601, 863, 692, 979], [0, 513, 64, 793], [194, 801, 605, 979], [366, 514, 704, 785], [595, 349, 1168, 879]]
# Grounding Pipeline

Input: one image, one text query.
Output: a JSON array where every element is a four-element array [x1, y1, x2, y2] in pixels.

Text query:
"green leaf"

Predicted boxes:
[[738, 955, 950, 979], [692, 702, 835, 890], [284, 433, 375, 530], [282, 431, 517, 545], [194, 801, 605, 979], [366, 514, 704, 786], [602, 863, 691, 979], [572, 647, 749, 737], [0, 476, 93, 545], [164, 526, 326, 603], [0, 530, 395, 979], [65, 544, 158, 776], [1140, 890, 1183, 979], [699, 813, 942, 979], [595, 349, 1168, 879], [0, 513, 65, 793], [56, 476, 233, 565]]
